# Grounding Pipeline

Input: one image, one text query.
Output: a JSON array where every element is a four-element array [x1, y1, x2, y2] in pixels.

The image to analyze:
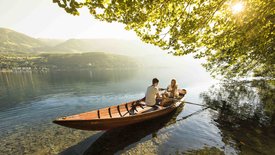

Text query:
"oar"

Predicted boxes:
[[176, 101, 213, 122], [176, 107, 209, 121], [184, 101, 221, 111], [184, 101, 207, 107]]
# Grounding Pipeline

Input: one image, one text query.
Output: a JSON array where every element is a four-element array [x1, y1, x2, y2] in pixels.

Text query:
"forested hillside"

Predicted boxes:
[[0, 28, 44, 53], [0, 52, 138, 71], [0, 27, 160, 56]]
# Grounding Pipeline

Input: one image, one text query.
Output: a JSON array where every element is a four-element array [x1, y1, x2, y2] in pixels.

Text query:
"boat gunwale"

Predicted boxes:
[[54, 97, 184, 122]]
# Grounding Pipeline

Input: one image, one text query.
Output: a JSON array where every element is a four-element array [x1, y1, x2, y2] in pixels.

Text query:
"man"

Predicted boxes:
[[145, 78, 161, 106]]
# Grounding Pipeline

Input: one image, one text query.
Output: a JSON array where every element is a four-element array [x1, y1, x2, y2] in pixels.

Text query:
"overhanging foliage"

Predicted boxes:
[[53, 0, 274, 78]]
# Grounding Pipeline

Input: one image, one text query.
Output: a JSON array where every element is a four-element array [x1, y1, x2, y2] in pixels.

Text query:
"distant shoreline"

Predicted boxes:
[[0, 52, 139, 72], [0, 67, 138, 73]]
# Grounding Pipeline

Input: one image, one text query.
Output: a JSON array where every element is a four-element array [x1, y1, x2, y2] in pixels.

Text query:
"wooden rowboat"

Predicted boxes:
[[53, 93, 185, 131]]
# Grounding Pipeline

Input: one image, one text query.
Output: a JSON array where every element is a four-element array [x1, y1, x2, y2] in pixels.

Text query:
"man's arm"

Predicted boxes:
[[156, 92, 161, 98], [156, 87, 161, 98]]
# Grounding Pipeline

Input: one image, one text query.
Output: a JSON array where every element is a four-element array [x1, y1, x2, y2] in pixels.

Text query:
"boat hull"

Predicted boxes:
[[53, 97, 184, 130]]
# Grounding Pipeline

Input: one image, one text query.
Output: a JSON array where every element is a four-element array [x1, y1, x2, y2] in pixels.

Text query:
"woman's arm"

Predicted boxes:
[[167, 85, 172, 92]]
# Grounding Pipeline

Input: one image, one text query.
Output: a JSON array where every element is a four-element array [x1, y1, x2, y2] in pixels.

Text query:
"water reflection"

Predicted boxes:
[[201, 80, 275, 154], [60, 104, 184, 155], [0, 70, 136, 111]]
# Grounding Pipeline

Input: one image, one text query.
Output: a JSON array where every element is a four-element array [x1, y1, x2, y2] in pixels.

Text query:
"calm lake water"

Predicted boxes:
[[0, 68, 274, 155]]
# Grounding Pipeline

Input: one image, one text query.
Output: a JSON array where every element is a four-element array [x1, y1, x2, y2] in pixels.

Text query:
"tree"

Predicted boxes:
[[53, 0, 274, 78]]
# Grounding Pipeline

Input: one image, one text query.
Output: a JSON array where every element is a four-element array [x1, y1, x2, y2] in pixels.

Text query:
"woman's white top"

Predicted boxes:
[[167, 84, 179, 97]]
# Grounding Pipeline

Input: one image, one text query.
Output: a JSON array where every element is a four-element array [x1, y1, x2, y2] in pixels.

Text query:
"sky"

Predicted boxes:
[[0, 0, 213, 81], [0, 0, 138, 39]]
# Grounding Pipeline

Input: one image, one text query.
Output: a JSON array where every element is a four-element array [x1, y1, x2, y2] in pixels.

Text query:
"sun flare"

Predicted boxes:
[[232, 2, 244, 14]]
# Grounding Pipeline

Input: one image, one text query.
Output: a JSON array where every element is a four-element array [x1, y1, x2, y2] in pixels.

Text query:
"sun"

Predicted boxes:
[[232, 2, 244, 14]]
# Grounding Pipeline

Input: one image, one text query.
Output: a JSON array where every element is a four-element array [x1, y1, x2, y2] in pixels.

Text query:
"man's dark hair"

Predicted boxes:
[[152, 78, 159, 85]]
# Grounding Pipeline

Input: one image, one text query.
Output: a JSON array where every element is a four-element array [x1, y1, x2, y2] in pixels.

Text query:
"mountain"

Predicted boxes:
[[0, 27, 192, 68], [40, 52, 138, 69], [46, 38, 162, 56], [0, 28, 164, 57], [0, 28, 44, 53], [37, 38, 65, 47]]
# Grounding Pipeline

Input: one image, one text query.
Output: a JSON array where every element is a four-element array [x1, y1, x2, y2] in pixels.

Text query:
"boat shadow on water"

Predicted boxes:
[[60, 104, 184, 155]]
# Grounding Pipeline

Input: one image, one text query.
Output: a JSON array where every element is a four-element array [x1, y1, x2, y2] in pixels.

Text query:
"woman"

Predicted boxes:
[[165, 79, 179, 98], [160, 79, 179, 106]]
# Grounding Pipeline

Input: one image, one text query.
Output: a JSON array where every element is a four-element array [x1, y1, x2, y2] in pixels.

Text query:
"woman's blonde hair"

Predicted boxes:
[[171, 79, 177, 87]]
